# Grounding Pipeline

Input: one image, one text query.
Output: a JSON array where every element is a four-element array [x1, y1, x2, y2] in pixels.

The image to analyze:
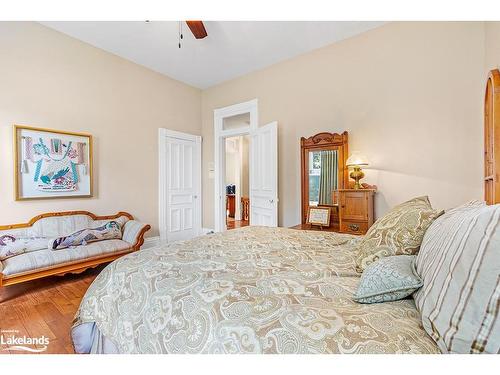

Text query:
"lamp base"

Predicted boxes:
[[349, 167, 365, 189]]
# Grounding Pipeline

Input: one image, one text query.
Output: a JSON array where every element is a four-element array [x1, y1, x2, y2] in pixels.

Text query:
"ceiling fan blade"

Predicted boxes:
[[186, 21, 207, 39]]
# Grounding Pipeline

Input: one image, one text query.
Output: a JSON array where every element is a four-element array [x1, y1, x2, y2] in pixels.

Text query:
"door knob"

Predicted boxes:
[[194, 195, 198, 199], [269, 199, 274, 203]]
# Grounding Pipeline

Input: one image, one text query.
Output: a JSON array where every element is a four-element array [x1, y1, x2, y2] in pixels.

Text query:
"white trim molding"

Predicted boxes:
[[158, 128, 168, 243], [214, 99, 258, 233]]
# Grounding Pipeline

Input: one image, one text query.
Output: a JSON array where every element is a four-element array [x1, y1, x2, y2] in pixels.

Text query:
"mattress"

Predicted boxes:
[[71, 226, 439, 354]]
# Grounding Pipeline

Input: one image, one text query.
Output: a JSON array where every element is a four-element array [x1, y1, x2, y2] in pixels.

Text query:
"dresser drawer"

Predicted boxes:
[[340, 221, 368, 235]]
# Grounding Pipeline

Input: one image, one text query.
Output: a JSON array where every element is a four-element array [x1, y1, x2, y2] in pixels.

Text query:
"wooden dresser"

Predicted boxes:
[[290, 189, 377, 235], [337, 189, 376, 235], [295, 130, 377, 235]]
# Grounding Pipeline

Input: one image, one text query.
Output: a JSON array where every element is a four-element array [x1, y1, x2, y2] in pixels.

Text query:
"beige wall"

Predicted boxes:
[[485, 22, 500, 74], [202, 22, 485, 228], [0, 22, 201, 236], [225, 138, 239, 187], [1, 22, 490, 234]]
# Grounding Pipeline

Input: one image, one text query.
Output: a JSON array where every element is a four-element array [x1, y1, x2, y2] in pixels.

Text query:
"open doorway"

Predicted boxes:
[[214, 99, 278, 232], [225, 135, 250, 230]]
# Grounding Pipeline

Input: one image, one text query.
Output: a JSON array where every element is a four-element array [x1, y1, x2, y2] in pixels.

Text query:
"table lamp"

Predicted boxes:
[[346, 152, 369, 189]]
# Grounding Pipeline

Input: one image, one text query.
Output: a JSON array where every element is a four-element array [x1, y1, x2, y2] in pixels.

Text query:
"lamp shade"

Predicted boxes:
[[346, 151, 369, 167]]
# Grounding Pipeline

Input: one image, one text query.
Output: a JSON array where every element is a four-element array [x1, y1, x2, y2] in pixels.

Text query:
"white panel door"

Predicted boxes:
[[166, 135, 201, 242], [250, 121, 278, 226]]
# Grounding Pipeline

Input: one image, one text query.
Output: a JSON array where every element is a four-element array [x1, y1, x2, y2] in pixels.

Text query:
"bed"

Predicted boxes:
[[71, 226, 438, 354]]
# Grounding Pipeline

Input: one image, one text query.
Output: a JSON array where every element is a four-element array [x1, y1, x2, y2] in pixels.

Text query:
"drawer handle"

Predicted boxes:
[[348, 224, 360, 232]]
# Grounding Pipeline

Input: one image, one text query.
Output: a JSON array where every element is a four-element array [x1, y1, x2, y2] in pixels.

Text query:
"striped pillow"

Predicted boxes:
[[414, 201, 500, 354]]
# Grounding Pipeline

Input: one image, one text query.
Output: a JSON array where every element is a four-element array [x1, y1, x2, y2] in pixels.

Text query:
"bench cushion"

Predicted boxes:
[[1, 239, 131, 276]]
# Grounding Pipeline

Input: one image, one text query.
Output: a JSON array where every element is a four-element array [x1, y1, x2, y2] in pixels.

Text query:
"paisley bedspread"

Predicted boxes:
[[72, 226, 439, 354]]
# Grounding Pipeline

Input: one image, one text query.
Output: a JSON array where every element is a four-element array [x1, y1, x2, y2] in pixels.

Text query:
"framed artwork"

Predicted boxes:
[[307, 206, 331, 227], [14, 125, 93, 200]]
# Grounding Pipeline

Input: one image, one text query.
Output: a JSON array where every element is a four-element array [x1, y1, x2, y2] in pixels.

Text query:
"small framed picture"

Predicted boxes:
[[307, 206, 331, 227], [14, 125, 93, 200]]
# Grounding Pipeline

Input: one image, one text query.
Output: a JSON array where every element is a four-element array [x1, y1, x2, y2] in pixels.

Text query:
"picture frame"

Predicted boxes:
[[14, 125, 93, 200], [307, 206, 331, 227]]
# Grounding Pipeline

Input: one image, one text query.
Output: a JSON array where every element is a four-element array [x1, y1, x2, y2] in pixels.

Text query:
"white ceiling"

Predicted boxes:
[[40, 21, 385, 89]]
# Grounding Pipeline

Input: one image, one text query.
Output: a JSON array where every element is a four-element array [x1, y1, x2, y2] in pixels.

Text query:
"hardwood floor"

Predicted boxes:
[[0, 266, 104, 354], [226, 217, 249, 230]]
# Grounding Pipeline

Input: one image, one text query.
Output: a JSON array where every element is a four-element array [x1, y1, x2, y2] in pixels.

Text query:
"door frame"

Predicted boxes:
[[159, 128, 202, 243], [214, 99, 258, 232]]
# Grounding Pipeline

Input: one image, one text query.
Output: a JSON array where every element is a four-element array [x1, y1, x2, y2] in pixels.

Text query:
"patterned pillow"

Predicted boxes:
[[0, 235, 48, 260], [355, 196, 443, 272], [50, 221, 122, 250], [353, 255, 422, 304], [414, 201, 500, 354]]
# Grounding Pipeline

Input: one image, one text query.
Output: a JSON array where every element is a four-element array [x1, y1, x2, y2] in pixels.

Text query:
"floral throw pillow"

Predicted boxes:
[[0, 235, 48, 260], [50, 221, 122, 250], [355, 196, 443, 273]]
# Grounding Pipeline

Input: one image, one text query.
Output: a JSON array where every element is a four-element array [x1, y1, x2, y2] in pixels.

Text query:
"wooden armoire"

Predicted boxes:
[[485, 69, 500, 205]]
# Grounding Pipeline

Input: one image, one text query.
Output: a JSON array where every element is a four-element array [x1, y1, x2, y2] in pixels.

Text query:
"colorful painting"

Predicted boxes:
[[14, 125, 93, 200]]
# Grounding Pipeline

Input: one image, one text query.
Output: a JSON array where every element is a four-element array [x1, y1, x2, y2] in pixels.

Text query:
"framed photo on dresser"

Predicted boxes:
[[13, 125, 93, 200], [307, 206, 331, 227]]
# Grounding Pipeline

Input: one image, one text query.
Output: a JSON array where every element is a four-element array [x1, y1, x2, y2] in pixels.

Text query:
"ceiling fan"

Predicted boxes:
[[185, 21, 207, 39], [145, 20, 207, 48]]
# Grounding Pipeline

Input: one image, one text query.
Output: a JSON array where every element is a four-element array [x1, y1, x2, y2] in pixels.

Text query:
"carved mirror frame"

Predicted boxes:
[[300, 131, 349, 224]]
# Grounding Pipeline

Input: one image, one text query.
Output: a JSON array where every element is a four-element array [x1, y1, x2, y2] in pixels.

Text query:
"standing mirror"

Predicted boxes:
[[300, 132, 349, 225]]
